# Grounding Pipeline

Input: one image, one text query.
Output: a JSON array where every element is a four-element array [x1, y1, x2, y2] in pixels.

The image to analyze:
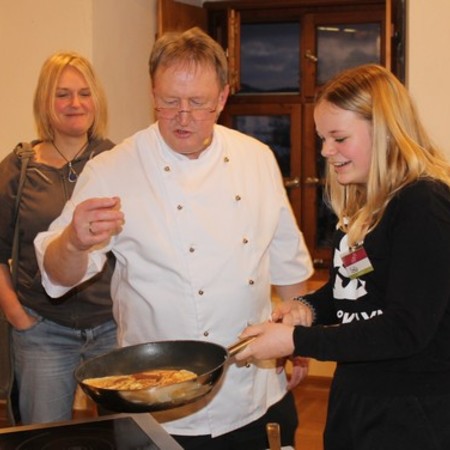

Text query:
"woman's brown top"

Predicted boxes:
[[0, 139, 116, 329]]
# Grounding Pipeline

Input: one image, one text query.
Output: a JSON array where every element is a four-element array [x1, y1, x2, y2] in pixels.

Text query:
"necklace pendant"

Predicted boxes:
[[51, 140, 87, 183], [68, 163, 78, 183]]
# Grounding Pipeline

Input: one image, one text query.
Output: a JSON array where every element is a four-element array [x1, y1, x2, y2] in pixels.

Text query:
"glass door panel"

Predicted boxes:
[[220, 103, 302, 223], [316, 23, 381, 85], [233, 115, 291, 176], [314, 135, 337, 250], [239, 22, 300, 93], [301, 10, 385, 97]]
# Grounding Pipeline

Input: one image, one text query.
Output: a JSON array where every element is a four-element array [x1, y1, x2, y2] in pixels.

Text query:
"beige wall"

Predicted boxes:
[[0, 0, 155, 157], [92, 0, 156, 146], [407, 0, 450, 159]]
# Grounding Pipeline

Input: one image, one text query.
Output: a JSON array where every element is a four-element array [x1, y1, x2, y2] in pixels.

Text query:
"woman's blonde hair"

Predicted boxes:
[[33, 51, 108, 141], [316, 64, 450, 246]]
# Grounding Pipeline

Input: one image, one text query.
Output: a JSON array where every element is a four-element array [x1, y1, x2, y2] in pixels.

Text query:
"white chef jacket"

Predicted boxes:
[[35, 123, 313, 436]]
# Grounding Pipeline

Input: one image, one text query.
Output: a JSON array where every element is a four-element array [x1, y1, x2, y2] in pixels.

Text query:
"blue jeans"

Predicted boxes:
[[12, 309, 117, 425]]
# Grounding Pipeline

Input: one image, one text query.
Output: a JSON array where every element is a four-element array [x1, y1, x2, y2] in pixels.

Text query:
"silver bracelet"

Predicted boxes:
[[293, 296, 316, 324]]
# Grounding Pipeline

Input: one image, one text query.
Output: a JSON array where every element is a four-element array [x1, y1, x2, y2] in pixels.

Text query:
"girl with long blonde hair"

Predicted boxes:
[[237, 64, 450, 450]]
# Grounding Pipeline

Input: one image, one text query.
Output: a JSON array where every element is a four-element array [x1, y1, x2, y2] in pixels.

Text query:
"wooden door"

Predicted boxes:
[[157, 0, 207, 37]]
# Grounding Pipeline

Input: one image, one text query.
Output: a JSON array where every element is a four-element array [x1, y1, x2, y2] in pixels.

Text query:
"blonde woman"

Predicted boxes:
[[0, 52, 117, 425], [237, 64, 450, 450]]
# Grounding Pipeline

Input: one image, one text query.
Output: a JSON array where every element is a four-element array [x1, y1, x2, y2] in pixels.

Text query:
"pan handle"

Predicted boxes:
[[227, 336, 256, 357]]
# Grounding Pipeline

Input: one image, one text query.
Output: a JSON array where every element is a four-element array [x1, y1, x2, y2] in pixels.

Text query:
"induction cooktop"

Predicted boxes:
[[0, 413, 183, 450]]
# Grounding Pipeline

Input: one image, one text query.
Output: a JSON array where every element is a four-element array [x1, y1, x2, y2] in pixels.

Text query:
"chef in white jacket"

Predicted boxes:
[[34, 27, 313, 450]]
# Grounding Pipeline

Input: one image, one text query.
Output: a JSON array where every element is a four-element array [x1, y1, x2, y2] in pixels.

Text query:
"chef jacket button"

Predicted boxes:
[[203, 330, 209, 337], [164, 165, 171, 172], [224, 156, 230, 163], [189, 247, 195, 253], [198, 290, 204, 295], [242, 238, 248, 244], [177, 204, 183, 210], [248, 279, 254, 285], [235, 195, 241, 201]]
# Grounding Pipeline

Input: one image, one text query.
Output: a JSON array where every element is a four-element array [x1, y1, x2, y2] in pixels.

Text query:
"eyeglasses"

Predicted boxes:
[[154, 100, 219, 121], [154, 106, 218, 121]]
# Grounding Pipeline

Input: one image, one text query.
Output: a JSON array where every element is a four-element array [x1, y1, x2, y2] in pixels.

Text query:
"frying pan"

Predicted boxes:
[[75, 338, 252, 413]]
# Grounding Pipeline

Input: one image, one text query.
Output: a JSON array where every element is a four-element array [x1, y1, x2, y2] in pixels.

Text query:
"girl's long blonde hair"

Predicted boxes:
[[316, 64, 450, 246]]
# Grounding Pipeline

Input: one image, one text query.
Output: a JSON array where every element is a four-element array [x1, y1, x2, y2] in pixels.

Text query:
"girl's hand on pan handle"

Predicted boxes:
[[236, 322, 295, 361]]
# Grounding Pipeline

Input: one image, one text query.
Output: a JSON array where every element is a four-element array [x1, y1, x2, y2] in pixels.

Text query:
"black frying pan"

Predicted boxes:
[[74, 338, 251, 412]]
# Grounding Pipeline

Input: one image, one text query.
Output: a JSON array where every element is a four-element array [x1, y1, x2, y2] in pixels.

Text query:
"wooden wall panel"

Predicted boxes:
[[157, 0, 207, 37]]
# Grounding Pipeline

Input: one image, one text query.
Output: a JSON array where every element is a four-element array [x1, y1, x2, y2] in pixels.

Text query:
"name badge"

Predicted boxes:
[[341, 245, 374, 279]]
